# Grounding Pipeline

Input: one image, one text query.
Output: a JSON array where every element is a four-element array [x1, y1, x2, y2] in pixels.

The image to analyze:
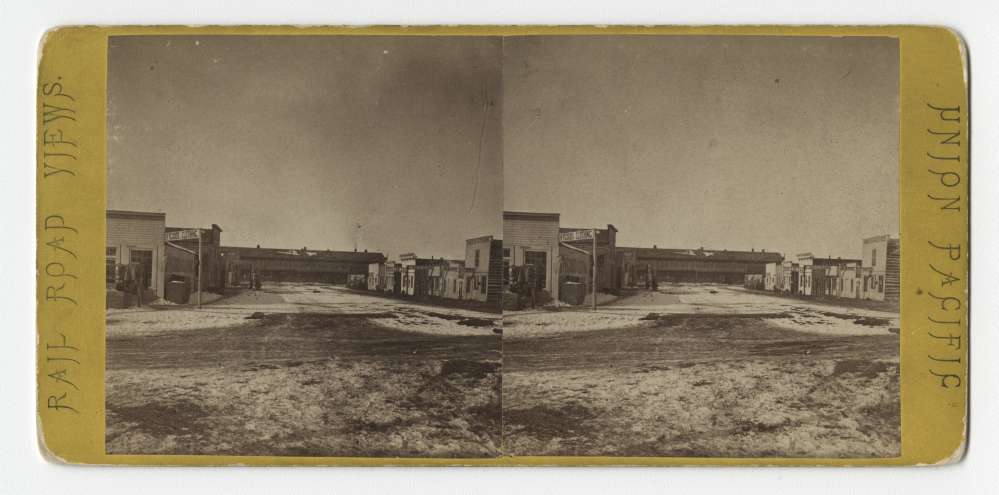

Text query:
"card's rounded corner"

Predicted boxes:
[[936, 26, 969, 75], [938, 426, 969, 465], [935, 25, 968, 52], [35, 415, 77, 466], [910, 417, 969, 467], [38, 26, 76, 54], [916, 25, 969, 69], [37, 25, 100, 66]]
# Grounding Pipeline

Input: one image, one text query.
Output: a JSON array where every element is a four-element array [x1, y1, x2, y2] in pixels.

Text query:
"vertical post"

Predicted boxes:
[[592, 228, 597, 311], [197, 230, 202, 308], [553, 251, 561, 308]]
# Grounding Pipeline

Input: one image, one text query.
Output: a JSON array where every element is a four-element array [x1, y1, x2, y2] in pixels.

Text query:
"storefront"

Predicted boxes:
[[106, 210, 167, 302], [399, 253, 434, 297], [502, 211, 560, 301], [164, 224, 224, 293], [558, 224, 619, 293]]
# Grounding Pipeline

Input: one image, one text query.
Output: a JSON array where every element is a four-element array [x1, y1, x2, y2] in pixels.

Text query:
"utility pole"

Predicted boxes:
[[592, 228, 597, 311], [197, 229, 202, 308], [354, 222, 362, 252]]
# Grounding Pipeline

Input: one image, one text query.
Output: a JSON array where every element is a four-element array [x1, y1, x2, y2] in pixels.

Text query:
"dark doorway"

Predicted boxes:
[[524, 251, 547, 289], [130, 249, 153, 289]]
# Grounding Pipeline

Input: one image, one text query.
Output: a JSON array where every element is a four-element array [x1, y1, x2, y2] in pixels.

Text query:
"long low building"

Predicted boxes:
[[220, 246, 385, 284], [618, 246, 783, 286]]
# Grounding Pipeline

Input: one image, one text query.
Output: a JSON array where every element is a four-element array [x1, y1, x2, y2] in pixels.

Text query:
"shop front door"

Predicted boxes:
[[524, 251, 547, 289], [129, 248, 154, 289]]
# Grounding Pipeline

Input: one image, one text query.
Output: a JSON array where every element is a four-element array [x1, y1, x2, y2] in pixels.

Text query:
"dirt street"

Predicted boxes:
[[503, 284, 900, 458], [106, 283, 501, 457]]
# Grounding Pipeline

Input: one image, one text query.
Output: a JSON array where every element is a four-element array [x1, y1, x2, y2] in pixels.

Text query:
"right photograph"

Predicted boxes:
[[501, 36, 900, 458]]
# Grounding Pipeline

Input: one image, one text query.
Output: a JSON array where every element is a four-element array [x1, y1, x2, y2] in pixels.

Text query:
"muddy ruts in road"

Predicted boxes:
[[504, 315, 898, 372], [107, 312, 500, 370]]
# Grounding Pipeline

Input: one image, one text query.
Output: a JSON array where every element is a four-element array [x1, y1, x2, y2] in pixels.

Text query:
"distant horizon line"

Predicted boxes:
[[109, 207, 896, 262]]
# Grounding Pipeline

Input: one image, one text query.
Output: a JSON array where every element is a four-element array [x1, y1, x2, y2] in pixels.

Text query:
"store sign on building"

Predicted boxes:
[[164, 228, 205, 307], [165, 229, 202, 242], [559, 230, 595, 242]]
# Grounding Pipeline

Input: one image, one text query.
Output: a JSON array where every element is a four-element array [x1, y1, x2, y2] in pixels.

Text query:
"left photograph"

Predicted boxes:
[[104, 36, 503, 457]]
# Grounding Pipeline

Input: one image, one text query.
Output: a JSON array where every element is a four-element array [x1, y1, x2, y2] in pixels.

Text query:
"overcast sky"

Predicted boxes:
[[110, 35, 898, 262], [108, 36, 502, 260], [504, 36, 899, 260]]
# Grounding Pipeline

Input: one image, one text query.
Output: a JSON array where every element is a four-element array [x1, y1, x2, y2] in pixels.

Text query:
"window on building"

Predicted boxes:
[[480, 275, 487, 294], [106, 246, 117, 283], [475, 249, 480, 267], [872, 248, 877, 267]]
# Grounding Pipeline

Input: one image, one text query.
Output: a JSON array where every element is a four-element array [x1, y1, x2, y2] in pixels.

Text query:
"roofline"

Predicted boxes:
[[619, 246, 782, 255], [222, 245, 384, 255], [561, 227, 606, 234], [220, 245, 386, 261], [107, 209, 165, 220], [559, 224, 618, 233], [466, 235, 494, 243], [798, 252, 861, 262], [503, 211, 560, 221], [399, 253, 435, 263], [618, 246, 783, 261], [863, 234, 897, 242]]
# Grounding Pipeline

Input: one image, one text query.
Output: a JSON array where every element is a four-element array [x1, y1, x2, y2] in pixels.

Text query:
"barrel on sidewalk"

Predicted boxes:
[[165, 276, 192, 305], [560, 281, 585, 306]]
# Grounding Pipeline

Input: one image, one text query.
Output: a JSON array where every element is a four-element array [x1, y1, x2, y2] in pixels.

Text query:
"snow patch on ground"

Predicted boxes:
[[769, 309, 897, 337], [508, 284, 899, 338], [504, 358, 900, 457], [187, 291, 223, 305], [107, 282, 500, 338], [504, 310, 645, 338], [275, 283, 494, 317], [106, 307, 254, 338], [371, 311, 496, 337], [581, 292, 620, 307]]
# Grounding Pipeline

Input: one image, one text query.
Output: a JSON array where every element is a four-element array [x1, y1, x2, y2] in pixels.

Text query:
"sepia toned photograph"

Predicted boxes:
[[501, 36, 901, 458], [104, 36, 504, 457], [103, 33, 900, 460]]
